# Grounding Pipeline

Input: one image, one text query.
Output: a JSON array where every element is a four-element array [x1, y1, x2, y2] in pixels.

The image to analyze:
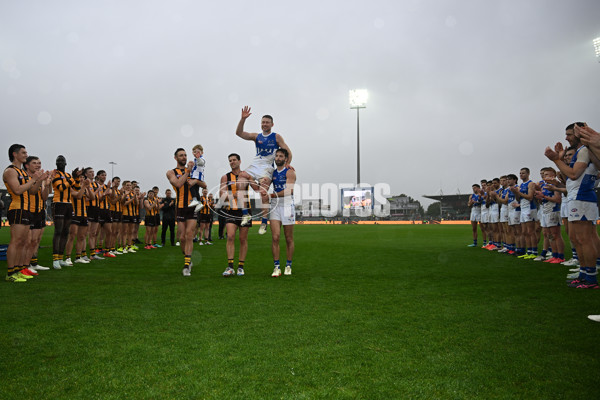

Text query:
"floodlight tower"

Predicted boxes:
[[594, 37, 600, 62], [349, 89, 368, 185], [109, 161, 117, 180]]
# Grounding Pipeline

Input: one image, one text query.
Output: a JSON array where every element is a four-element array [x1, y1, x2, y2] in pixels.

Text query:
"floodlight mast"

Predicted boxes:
[[109, 161, 117, 180], [349, 89, 368, 186], [594, 37, 600, 63]]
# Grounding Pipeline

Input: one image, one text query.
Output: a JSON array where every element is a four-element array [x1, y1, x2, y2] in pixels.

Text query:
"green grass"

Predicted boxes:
[[1, 225, 599, 399]]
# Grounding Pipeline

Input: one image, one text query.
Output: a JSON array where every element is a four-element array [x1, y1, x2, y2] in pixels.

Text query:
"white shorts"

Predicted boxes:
[[567, 200, 599, 223], [269, 198, 296, 225], [540, 211, 560, 228], [245, 159, 274, 181], [520, 208, 537, 223], [508, 209, 521, 226], [560, 199, 569, 219], [470, 207, 481, 222], [489, 204, 499, 223], [500, 205, 508, 223], [481, 208, 489, 224]]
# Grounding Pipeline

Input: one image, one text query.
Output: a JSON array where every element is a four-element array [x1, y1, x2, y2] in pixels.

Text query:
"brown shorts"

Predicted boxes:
[[197, 213, 212, 224], [52, 202, 73, 219], [110, 211, 122, 223], [98, 208, 112, 225], [144, 217, 156, 227], [30, 210, 46, 230], [87, 206, 99, 222], [8, 209, 31, 226], [224, 209, 251, 227], [122, 215, 134, 224], [176, 207, 196, 222], [71, 216, 89, 227]]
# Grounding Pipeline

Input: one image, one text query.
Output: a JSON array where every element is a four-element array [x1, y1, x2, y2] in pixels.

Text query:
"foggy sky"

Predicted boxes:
[[1, 0, 599, 206]]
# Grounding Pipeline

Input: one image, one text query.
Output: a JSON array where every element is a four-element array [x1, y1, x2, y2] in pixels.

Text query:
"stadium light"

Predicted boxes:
[[109, 161, 117, 180], [594, 37, 600, 62], [349, 89, 368, 185]]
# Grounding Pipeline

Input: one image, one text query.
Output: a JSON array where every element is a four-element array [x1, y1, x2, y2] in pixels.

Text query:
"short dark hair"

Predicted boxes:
[[97, 170, 106, 177], [24, 156, 39, 166], [492, 178, 500, 183], [228, 153, 240, 161], [262, 115, 273, 123], [520, 167, 530, 174], [8, 144, 25, 162], [472, 184, 480, 188], [275, 148, 288, 158], [174, 148, 185, 156], [566, 122, 585, 130], [507, 174, 518, 181], [112, 176, 120, 182]]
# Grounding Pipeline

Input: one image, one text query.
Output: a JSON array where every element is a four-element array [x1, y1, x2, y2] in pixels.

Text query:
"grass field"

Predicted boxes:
[[1, 224, 599, 399]]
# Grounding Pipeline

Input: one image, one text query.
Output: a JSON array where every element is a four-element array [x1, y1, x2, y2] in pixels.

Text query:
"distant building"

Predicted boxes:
[[387, 195, 422, 220], [423, 194, 471, 220]]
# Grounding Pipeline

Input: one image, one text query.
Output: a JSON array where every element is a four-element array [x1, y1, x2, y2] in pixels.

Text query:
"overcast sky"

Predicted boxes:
[[1, 0, 599, 206]]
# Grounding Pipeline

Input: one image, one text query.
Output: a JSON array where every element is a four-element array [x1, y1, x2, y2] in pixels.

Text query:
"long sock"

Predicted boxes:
[[286, 260, 292, 268], [31, 257, 38, 266], [572, 247, 578, 260], [585, 267, 597, 284], [184, 255, 191, 268], [238, 260, 245, 270], [228, 259, 234, 269], [274, 260, 280, 269], [261, 217, 268, 225]]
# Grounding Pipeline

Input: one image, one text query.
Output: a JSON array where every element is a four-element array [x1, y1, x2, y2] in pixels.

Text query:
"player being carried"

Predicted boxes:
[[235, 106, 293, 235], [187, 144, 206, 213]]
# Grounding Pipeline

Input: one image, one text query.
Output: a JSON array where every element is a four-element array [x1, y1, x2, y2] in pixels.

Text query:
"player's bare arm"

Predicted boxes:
[[218, 174, 231, 206], [276, 134, 293, 166], [236, 106, 258, 141], [3, 167, 41, 196], [521, 182, 536, 201], [41, 174, 52, 201], [509, 185, 521, 200], [497, 192, 509, 205], [166, 164, 192, 188], [545, 145, 588, 180]]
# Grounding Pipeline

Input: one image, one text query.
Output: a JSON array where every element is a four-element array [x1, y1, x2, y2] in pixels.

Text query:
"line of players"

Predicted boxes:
[[5, 106, 296, 282], [3, 146, 165, 283], [467, 122, 600, 289]]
